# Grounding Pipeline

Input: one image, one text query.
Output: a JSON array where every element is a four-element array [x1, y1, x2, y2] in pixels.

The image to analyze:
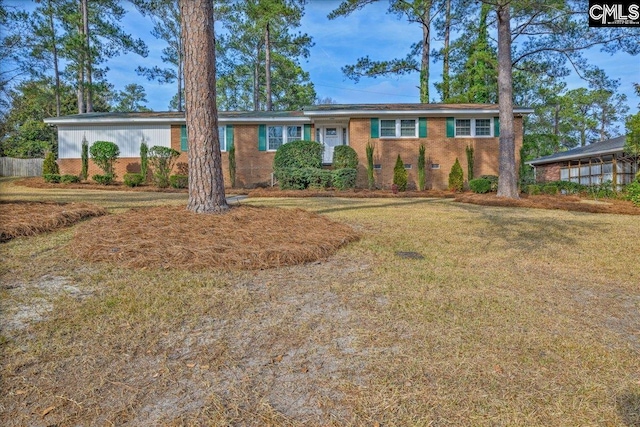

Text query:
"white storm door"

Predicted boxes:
[[322, 127, 343, 163]]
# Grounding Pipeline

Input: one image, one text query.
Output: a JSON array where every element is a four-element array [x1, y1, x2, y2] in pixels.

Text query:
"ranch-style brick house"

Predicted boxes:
[[528, 135, 639, 188], [44, 103, 531, 190]]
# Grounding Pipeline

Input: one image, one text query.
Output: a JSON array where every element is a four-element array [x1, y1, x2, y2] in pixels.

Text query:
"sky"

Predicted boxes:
[[6, 0, 640, 120]]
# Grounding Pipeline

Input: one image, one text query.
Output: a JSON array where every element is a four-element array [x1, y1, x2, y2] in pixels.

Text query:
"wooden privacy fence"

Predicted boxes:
[[0, 157, 44, 177]]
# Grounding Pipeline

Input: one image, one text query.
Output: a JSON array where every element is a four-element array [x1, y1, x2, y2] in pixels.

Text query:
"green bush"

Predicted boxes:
[[81, 137, 89, 180], [275, 167, 331, 190], [393, 155, 408, 192], [92, 174, 114, 185], [124, 173, 145, 187], [273, 140, 323, 170], [149, 145, 180, 188], [140, 141, 149, 182], [169, 174, 188, 189], [469, 178, 492, 194], [332, 168, 357, 190], [332, 145, 358, 169], [479, 175, 499, 192], [228, 143, 236, 188], [625, 181, 640, 206], [448, 158, 464, 192], [60, 174, 80, 184], [542, 183, 559, 195], [366, 143, 375, 190], [43, 173, 61, 183], [90, 141, 120, 177], [417, 144, 426, 191], [43, 152, 59, 175], [586, 181, 616, 199], [465, 145, 474, 181], [525, 184, 541, 195]]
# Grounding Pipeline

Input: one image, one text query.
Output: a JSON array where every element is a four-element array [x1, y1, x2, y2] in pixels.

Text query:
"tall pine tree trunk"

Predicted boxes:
[[82, 0, 93, 112], [46, 0, 61, 116], [180, 0, 228, 213], [442, 0, 450, 101], [496, 3, 519, 198], [420, 7, 430, 103], [265, 21, 272, 111], [253, 45, 260, 111]]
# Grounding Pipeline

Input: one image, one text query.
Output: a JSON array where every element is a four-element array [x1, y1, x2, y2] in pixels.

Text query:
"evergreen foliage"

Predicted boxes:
[[89, 141, 120, 177], [124, 173, 144, 187], [332, 145, 358, 169], [81, 136, 89, 180], [448, 158, 464, 192], [393, 154, 408, 192], [228, 143, 236, 188], [417, 144, 426, 191], [366, 142, 375, 190], [140, 140, 149, 181], [42, 151, 59, 175], [148, 145, 180, 188], [332, 168, 357, 190], [469, 178, 492, 194], [465, 145, 474, 181], [273, 140, 322, 169]]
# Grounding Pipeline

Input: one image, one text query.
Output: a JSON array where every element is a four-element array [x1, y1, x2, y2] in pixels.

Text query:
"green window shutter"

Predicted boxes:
[[226, 125, 234, 150], [418, 117, 427, 138], [370, 118, 379, 139], [446, 117, 455, 138], [303, 124, 311, 140], [494, 117, 500, 137], [258, 124, 266, 151], [180, 125, 188, 151]]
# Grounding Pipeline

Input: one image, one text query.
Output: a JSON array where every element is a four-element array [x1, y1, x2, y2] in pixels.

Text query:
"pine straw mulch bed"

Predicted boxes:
[[0, 201, 107, 243], [69, 205, 360, 270], [454, 192, 640, 215]]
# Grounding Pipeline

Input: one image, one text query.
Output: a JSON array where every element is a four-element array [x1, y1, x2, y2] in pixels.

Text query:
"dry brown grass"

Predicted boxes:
[[2, 180, 640, 426], [0, 201, 106, 242], [70, 205, 359, 270]]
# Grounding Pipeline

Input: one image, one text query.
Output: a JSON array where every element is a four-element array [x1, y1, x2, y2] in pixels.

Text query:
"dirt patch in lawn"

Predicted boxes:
[[454, 192, 640, 215], [70, 205, 360, 270], [0, 201, 107, 242]]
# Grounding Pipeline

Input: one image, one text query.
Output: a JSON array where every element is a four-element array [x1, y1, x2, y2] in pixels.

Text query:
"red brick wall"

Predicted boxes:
[[535, 163, 562, 182]]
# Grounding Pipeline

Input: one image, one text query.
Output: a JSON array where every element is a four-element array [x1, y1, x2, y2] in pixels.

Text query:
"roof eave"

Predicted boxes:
[[528, 148, 623, 166], [303, 108, 534, 117]]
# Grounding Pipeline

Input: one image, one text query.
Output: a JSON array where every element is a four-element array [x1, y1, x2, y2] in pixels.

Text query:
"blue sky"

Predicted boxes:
[[7, 0, 640, 117]]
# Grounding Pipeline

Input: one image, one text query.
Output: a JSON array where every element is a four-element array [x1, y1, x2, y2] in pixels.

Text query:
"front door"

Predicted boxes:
[[320, 127, 344, 164]]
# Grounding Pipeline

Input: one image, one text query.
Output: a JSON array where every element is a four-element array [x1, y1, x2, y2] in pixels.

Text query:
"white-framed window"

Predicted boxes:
[[218, 126, 227, 152], [268, 125, 302, 151], [379, 118, 417, 138], [455, 118, 494, 137]]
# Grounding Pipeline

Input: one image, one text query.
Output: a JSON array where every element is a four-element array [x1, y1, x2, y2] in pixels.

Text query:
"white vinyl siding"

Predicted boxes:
[[57, 124, 171, 159]]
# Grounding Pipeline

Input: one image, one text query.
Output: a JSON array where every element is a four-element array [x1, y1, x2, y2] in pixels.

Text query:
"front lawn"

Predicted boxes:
[[1, 180, 639, 425]]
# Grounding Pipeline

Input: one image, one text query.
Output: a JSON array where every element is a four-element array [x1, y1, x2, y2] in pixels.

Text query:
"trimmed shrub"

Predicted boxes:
[[92, 174, 114, 185], [169, 174, 188, 189], [43, 152, 59, 175], [124, 173, 145, 187], [366, 142, 375, 190], [525, 184, 541, 195], [417, 144, 426, 191], [333, 145, 358, 169], [586, 181, 616, 199], [333, 168, 357, 190], [465, 145, 474, 181], [228, 143, 236, 188], [448, 158, 464, 192], [43, 173, 61, 183], [60, 174, 80, 184], [625, 181, 640, 206], [479, 175, 499, 192], [81, 137, 89, 180], [149, 145, 180, 188], [393, 155, 408, 192], [542, 183, 559, 195], [273, 140, 322, 170], [275, 167, 331, 190], [90, 141, 120, 177], [140, 141, 149, 182], [469, 177, 492, 194]]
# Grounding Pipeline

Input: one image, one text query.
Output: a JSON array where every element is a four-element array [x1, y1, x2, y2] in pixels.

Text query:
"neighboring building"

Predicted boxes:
[[44, 104, 531, 190], [528, 136, 639, 187]]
